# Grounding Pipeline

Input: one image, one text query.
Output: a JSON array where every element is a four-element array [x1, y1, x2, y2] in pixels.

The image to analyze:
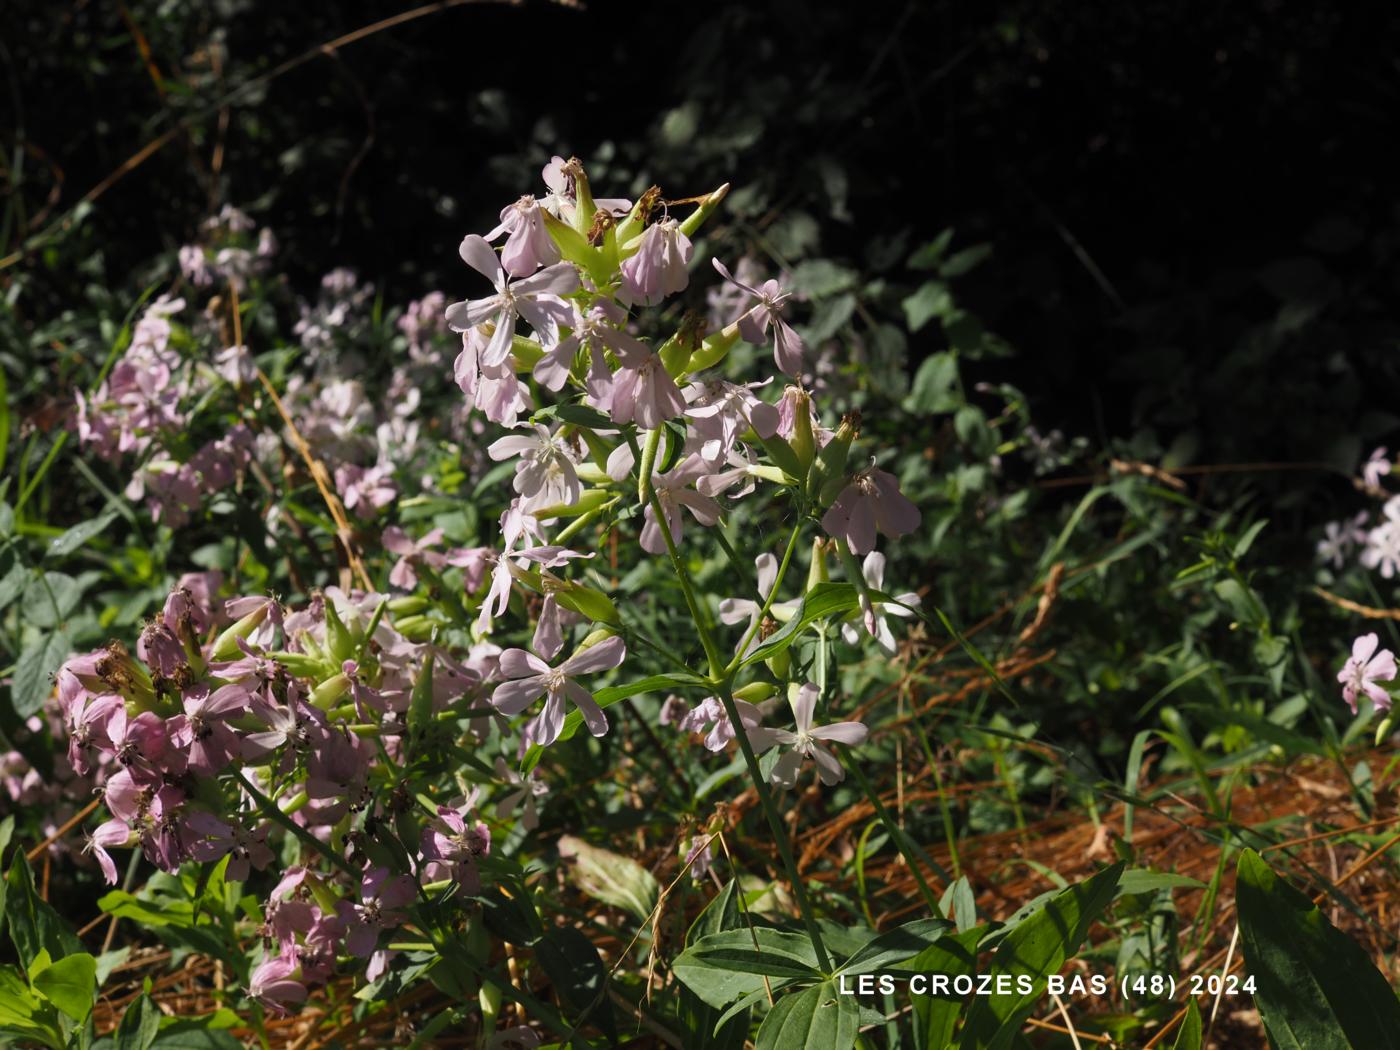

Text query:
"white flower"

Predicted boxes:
[[487, 423, 581, 513], [718, 553, 799, 657], [841, 551, 920, 656], [751, 684, 868, 788], [490, 636, 627, 746]]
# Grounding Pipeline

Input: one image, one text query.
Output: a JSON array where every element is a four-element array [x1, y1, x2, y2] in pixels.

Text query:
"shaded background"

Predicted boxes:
[[5, 0, 1400, 508]]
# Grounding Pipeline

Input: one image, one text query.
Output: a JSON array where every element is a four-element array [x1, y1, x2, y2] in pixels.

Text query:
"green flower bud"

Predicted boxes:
[[311, 673, 350, 710], [733, 681, 776, 703], [387, 595, 430, 616], [808, 410, 860, 504], [322, 597, 355, 663], [209, 602, 273, 662], [678, 182, 731, 238]]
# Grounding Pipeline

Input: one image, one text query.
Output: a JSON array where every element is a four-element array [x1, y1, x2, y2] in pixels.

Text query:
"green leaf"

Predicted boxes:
[[554, 402, 616, 431], [839, 918, 952, 976], [957, 863, 1124, 1050], [674, 928, 822, 1009], [556, 836, 659, 923], [678, 881, 749, 1050], [742, 583, 860, 668], [44, 512, 117, 560], [11, 629, 70, 718], [1116, 870, 1207, 896], [32, 951, 96, 1021], [755, 982, 858, 1050], [904, 352, 961, 414], [1171, 999, 1202, 1050], [534, 927, 616, 1042], [902, 281, 952, 333], [1236, 848, 1400, 1049], [22, 572, 83, 627], [910, 927, 985, 1050], [6, 856, 84, 966]]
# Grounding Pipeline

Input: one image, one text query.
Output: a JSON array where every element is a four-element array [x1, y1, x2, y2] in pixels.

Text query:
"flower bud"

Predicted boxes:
[[387, 595, 429, 616], [1376, 713, 1396, 747], [677, 182, 731, 239], [311, 672, 350, 709], [765, 649, 791, 679], [808, 411, 860, 504], [557, 585, 619, 626], [733, 681, 776, 703], [806, 538, 831, 592], [684, 322, 741, 375], [270, 650, 329, 679], [209, 602, 273, 662], [529, 488, 612, 521], [784, 387, 817, 472], [578, 626, 621, 650], [392, 614, 436, 643], [321, 597, 355, 663]]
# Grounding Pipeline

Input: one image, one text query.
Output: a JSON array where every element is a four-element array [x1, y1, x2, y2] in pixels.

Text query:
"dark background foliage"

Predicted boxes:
[[5, 0, 1400, 516]]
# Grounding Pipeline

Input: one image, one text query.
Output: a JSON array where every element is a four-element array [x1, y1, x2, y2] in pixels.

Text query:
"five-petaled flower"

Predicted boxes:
[[751, 683, 868, 787], [490, 636, 627, 746], [1338, 633, 1397, 714]]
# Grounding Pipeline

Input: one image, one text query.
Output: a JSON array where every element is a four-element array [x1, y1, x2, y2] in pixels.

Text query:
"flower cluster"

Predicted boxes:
[[54, 156, 929, 1017]]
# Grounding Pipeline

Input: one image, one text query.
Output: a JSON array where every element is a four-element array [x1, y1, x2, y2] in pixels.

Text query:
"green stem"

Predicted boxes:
[[646, 486, 725, 680], [233, 770, 355, 877], [844, 753, 941, 914], [714, 685, 832, 972], [912, 717, 961, 878], [727, 520, 804, 674]]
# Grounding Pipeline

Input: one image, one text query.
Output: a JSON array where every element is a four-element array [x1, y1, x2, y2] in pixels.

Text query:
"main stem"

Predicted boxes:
[[713, 685, 832, 972], [645, 490, 831, 971]]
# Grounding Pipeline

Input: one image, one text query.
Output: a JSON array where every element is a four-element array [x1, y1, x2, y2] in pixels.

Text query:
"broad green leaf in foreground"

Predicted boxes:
[[958, 862, 1124, 1050], [1236, 848, 1400, 1049], [755, 981, 859, 1050]]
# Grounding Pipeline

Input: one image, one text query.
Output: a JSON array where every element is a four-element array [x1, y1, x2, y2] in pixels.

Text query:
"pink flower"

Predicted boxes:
[[168, 683, 250, 773], [445, 234, 577, 367], [184, 812, 274, 881], [340, 867, 415, 957], [1363, 446, 1392, 489], [488, 424, 581, 513], [491, 636, 627, 746], [640, 456, 721, 555], [421, 793, 492, 890], [713, 258, 806, 377], [486, 195, 561, 277], [841, 551, 920, 656], [1338, 633, 1397, 714], [532, 300, 649, 394], [455, 328, 532, 427], [751, 683, 868, 787], [335, 463, 398, 519], [820, 465, 921, 554], [677, 696, 764, 752], [382, 526, 447, 589], [250, 951, 307, 1012], [493, 757, 548, 831], [608, 348, 687, 430], [620, 219, 692, 305], [684, 379, 781, 464], [83, 818, 133, 885]]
